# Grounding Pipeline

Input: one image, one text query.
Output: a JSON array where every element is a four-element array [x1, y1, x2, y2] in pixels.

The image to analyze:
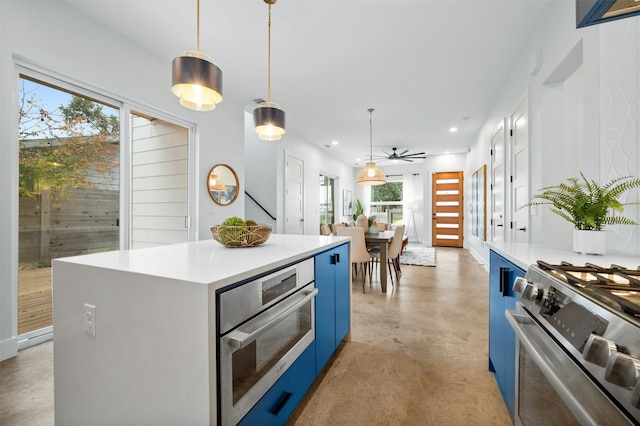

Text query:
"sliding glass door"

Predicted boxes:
[[17, 71, 193, 349], [18, 75, 121, 339]]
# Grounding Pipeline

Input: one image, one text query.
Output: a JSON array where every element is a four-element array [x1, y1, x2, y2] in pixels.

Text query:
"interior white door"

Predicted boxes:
[[285, 154, 304, 234], [490, 121, 506, 242], [510, 99, 529, 243]]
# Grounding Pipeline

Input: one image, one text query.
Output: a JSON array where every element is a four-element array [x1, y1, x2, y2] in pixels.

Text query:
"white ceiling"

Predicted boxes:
[[64, 0, 554, 166]]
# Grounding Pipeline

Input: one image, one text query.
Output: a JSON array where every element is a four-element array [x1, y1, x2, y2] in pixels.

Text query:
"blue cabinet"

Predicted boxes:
[[239, 243, 350, 425], [315, 243, 350, 375], [488, 250, 525, 416], [238, 342, 316, 426]]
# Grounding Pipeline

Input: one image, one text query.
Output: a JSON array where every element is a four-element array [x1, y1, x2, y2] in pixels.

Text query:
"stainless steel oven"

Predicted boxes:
[[216, 258, 316, 426], [508, 306, 630, 425], [508, 261, 640, 426]]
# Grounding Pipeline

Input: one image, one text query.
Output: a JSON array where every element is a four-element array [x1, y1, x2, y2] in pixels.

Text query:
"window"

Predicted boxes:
[[370, 179, 403, 225], [319, 175, 335, 228], [18, 75, 120, 337]]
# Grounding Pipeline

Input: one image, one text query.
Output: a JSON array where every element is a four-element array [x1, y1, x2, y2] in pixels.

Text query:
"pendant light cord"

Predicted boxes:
[[196, 0, 201, 54], [267, 3, 272, 103], [369, 108, 374, 161]]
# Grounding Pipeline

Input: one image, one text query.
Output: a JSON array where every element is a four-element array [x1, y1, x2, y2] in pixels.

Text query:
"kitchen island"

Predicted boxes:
[[52, 234, 350, 425]]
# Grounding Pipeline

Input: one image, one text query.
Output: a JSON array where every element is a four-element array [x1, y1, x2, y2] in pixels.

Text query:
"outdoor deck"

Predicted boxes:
[[18, 267, 52, 335]]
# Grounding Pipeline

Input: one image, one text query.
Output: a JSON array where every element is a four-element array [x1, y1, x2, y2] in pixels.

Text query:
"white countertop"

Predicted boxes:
[[53, 234, 349, 289], [488, 241, 640, 271]]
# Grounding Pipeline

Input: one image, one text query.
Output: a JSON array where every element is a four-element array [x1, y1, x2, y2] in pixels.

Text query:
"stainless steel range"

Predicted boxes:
[[507, 260, 640, 425]]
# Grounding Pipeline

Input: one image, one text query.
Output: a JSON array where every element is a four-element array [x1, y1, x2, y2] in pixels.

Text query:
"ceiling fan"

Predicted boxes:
[[377, 147, 427, 162]]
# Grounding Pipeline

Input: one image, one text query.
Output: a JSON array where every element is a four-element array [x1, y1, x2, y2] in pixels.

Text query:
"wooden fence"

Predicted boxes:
[[19, 188, 119, 265]]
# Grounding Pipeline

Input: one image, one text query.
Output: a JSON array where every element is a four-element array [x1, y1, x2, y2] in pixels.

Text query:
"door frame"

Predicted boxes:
[[490, 119, 507, 242], [284, 152, 305, 234], [509, 96, 530, 243]]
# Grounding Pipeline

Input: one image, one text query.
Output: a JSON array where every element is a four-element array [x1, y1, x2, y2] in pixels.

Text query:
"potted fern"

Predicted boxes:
[[524, 172, 640, 255]]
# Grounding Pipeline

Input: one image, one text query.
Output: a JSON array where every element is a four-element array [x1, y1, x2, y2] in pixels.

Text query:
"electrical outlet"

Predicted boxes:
[[84, 303, 96, 337]]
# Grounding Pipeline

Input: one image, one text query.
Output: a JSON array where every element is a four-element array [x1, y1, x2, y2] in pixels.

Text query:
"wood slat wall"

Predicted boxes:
[[130, 115, 188, 249], [19, 189, 119, 265]]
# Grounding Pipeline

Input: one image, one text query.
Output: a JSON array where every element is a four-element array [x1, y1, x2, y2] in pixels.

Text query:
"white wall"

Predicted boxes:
[[467, 1, 640, 267], [1, 0, 360, 361], [275, 129, 357, 235], [0, 1, 242, 360], [244, 111, 278, 228]]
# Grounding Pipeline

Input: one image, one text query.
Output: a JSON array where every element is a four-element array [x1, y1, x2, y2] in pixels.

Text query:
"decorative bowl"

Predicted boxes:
[[210, 224, 272, 247]]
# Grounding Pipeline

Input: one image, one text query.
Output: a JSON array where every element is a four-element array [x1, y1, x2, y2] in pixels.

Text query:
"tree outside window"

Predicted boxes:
[[370, 181, 403, 225]]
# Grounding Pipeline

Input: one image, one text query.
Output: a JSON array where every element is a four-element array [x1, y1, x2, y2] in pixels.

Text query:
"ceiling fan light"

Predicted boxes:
[[254, 102, 286, 141], [172, 51, 223, 111], [357, 162, 386, 186]]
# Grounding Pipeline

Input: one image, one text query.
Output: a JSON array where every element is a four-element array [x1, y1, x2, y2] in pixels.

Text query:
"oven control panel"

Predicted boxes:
[[513, 277, 609, 352], [539, 286, 608, 352]]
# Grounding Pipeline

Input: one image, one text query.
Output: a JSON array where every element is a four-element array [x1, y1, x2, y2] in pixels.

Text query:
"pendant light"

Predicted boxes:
[[254, 0, 286, 141], [356, 108, 386, 186], [172, 0, 223, 111], [208, 173, 225, 192]]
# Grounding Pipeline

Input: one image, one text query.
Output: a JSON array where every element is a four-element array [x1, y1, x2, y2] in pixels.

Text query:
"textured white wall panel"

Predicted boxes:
[[600, 18, 639, 253]]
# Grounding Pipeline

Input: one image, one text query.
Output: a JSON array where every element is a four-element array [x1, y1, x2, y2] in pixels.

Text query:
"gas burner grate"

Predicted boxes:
[[537, 260, 640, 318]]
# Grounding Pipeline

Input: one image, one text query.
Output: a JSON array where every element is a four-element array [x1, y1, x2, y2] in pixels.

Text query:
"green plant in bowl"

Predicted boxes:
[[218, 216, 247, 246]]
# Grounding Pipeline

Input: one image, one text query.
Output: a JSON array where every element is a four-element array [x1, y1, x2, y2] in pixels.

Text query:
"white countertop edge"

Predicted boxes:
[[487, 241, 640, 272], [52, 234, 350, 290]]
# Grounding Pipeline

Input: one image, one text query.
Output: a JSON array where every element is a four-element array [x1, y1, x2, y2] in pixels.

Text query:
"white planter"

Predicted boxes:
[[573, 230, 607, 255]]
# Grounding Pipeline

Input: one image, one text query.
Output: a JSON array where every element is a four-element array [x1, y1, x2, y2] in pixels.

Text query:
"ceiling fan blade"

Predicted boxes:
[[401, 158, 414, 162], [402, 152, 426, 157], [398, 149, 409, 156]]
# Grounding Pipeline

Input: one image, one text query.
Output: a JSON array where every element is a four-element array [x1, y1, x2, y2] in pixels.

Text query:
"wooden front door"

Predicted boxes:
[[432, 171, 464, 247]]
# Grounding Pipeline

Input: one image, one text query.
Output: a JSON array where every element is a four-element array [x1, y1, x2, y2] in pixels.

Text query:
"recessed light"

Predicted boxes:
[[331, 140, 339, 146], [449, 127, 458, 133]]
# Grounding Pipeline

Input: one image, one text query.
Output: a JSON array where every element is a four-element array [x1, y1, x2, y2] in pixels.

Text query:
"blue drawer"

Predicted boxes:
[[238, 341, 316, 426]]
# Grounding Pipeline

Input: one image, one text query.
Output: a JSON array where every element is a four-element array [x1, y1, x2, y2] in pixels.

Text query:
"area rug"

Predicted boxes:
[[399, 246, 436, 267]]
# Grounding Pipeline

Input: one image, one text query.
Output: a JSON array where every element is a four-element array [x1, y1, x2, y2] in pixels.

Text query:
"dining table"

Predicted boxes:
[[364, 230, 395, 293]]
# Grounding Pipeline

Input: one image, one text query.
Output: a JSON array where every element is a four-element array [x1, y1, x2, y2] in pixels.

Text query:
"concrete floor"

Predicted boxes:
[[0, 246, 512, 425]]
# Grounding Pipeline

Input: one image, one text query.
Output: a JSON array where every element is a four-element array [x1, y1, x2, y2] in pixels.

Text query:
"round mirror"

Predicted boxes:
[[207, 164, 239, 206]]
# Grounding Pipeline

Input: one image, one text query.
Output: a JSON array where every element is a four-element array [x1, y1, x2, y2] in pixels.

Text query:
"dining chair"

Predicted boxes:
[[332, 222, 345, 234], [320, 224, 331, 235], [388, 225, 405, 281], [336, 226, 374, 292], [370, 225, 405, 286]]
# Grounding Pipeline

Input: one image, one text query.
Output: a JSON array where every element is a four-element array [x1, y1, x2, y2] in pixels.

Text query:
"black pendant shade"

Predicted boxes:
[[253, 103, 286, 141], [172, 53, 223, 111]]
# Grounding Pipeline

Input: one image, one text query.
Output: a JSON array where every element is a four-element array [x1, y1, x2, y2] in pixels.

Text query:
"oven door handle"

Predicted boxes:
[[506, 310, 599, 426], [226, 288, 319, 350]]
